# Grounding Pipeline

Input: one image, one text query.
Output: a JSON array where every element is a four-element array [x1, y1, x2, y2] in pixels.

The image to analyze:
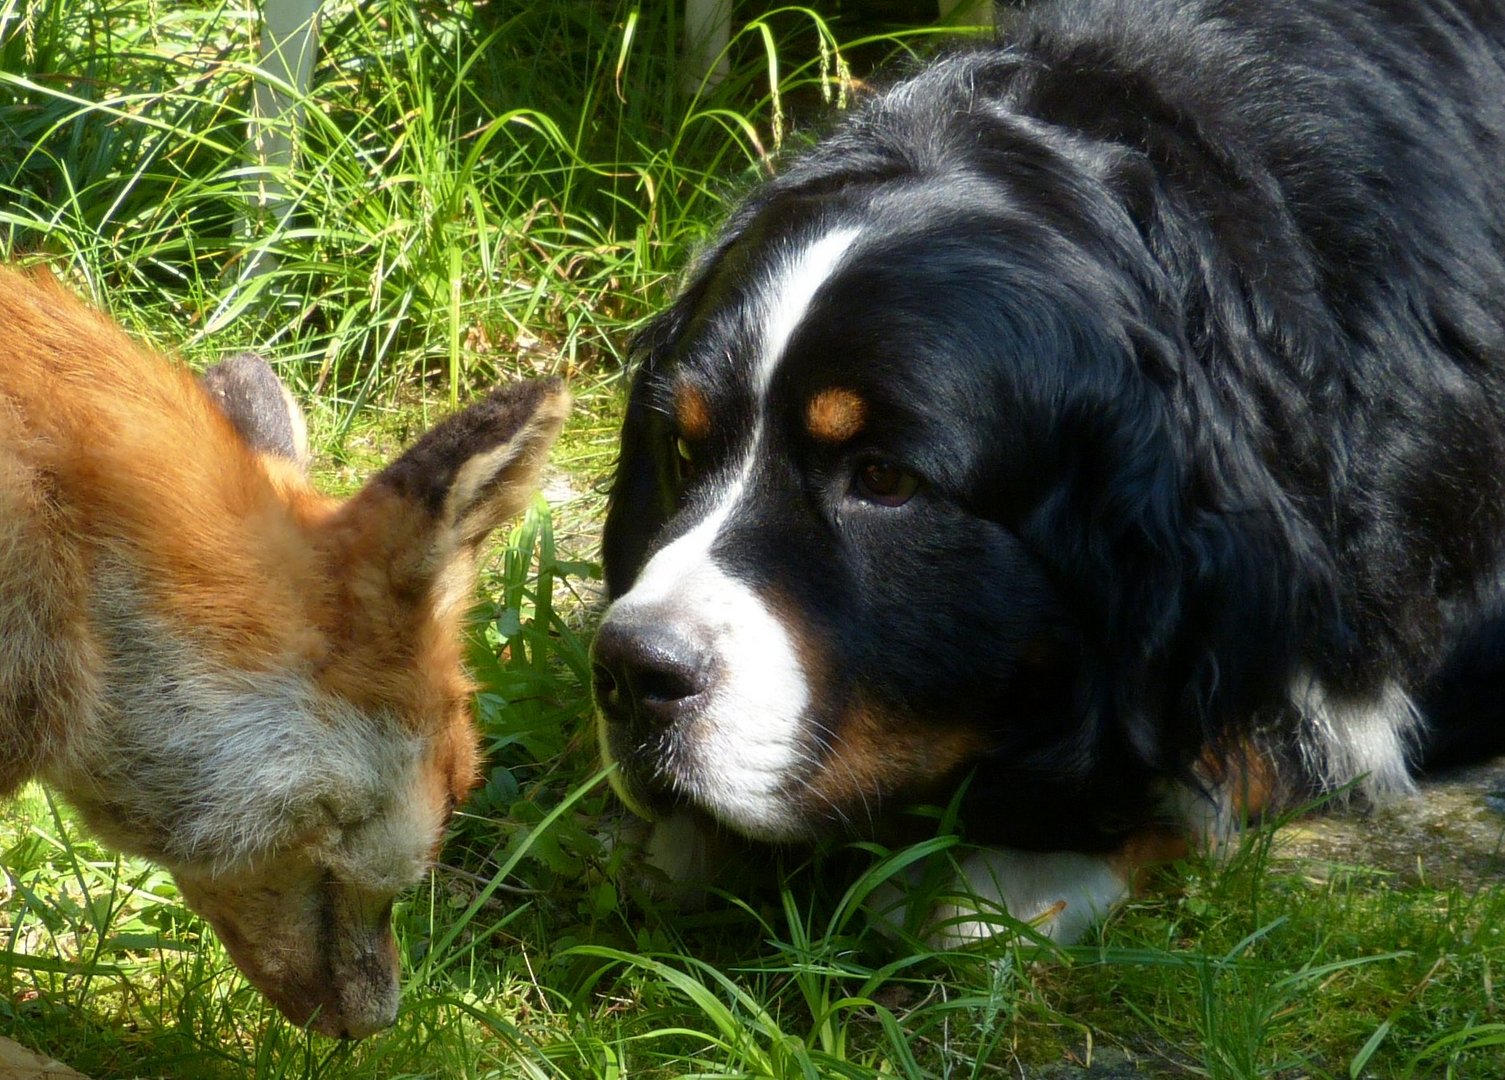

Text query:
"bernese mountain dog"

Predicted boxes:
[[591, 0, 1505, 942]]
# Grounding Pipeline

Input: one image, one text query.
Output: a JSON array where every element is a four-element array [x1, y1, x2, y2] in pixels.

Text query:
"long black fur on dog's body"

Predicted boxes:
[[596, 0, 1505, 863]]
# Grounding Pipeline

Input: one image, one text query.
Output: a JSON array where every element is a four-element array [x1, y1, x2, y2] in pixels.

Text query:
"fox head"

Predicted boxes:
[[43, 351, 568, 1038]]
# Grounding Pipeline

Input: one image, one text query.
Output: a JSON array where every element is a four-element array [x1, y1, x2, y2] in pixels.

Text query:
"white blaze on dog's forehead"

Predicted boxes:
[[749, 225, 862, 401], [603, 226, 863, 839]]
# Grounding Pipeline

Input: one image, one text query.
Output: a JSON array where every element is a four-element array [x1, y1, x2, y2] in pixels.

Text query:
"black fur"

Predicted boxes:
[[601, 0, 1505, 852]]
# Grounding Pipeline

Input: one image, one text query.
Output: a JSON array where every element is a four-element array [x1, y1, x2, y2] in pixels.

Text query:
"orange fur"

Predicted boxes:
[[1107, 826, 1191, 893], [800, 700, 990, 826], [674, 381, 712, 442], [805, 387, 868, 443], [0, 265, 567, 1037], [3, 270, 320, 675], [1200, 739, 1282, 820], [770, 597, 989, 825]]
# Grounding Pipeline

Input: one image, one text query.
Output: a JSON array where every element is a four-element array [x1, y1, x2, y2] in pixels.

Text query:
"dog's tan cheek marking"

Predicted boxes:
[[805, 387, 867, 444], [766, 596, 988, 818], [1233, 744, 1281, 819], [674, 382, 712, 442], [1198, 739, 1282, 822], [1100, 742, 1274, 899], [1107, 827, 1190, 895], [804, 704, 992, 819]]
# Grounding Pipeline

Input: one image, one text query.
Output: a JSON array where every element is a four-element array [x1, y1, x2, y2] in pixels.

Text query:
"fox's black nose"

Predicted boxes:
[[592, 616, 710, 737]]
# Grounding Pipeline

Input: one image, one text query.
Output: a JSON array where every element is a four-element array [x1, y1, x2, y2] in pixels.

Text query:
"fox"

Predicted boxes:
[[0, 265, 569, 1038]]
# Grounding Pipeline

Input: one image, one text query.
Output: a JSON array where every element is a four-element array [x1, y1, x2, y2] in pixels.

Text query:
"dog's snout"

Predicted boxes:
[[593, 617, 709, 734]]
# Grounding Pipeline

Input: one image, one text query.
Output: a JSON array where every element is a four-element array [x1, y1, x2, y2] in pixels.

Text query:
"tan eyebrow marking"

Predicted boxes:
[[675, 382, 711, 441], [806, 387, 868, 443]]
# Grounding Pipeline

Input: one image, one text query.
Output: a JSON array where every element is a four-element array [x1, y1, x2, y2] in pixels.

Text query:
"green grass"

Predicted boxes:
[[4, 0, 1505, 1076]]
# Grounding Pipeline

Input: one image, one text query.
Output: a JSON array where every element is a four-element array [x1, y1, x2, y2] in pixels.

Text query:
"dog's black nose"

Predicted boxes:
[[592, 617, 710, 735]]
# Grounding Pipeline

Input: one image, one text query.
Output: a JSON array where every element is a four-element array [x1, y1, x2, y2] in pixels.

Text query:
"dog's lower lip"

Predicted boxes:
[[605, 747, 681, 821]]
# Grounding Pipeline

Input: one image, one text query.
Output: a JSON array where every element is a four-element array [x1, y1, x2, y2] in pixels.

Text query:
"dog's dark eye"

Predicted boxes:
[[854, 461, 919, 506]]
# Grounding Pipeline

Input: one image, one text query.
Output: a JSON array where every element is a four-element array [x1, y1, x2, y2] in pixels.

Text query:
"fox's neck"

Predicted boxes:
[[14, 329, 338, 684]]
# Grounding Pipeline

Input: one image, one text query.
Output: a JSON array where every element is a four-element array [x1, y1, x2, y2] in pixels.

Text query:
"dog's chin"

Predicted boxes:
[[600, 719, 821, 844], [642, 780, 814, 845], [697, 799, 812, 845], [607, 759, 818, 845], [602, 755, 661, 822]]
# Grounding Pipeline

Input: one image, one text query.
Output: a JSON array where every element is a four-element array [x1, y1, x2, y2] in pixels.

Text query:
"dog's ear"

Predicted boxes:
[[332, 378, 571, 615], [601, 318, 688, 600], [601, 373, 676, 600], [200, 352, 310, 471], [1028, 321, 1332, 775]]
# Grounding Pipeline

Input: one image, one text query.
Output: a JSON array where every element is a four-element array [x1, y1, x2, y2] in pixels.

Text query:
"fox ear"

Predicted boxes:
[[375, 378, 570, 547], [341, 378, 571, 610], [201, 352, 310, 471]]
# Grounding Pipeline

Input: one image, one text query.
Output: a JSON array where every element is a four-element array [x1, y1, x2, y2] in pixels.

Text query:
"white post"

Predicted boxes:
[[243, 0, 322, 280], [683, 0, 731, 92], [939, 0, 994, 26]]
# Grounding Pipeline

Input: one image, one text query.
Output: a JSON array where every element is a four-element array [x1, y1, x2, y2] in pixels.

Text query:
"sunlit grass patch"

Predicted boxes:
[[0, 0, 922, 409]]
